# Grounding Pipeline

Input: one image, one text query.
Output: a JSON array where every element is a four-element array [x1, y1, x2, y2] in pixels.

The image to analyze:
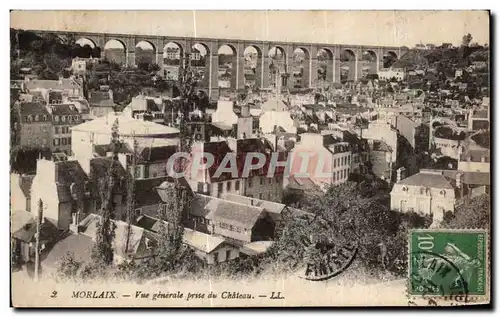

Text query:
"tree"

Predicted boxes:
[[462, 33, 473, 47], [269, 182, 399, 272], [124, 138, 137, 254], [56, 252, 83, 280], [443, 194, 490, 229], [91, 119, 120, 267]]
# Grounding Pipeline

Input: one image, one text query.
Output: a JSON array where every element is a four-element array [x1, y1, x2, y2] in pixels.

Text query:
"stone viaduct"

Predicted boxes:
[[35, 30, 409, 100]]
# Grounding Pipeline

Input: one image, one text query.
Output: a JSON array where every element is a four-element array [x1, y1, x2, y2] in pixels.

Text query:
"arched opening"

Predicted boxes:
[[135, 41, 156, 69], [290, 47, 310, 89], [74, 38, 98, 58], [361, 50, 378, 77], [217, 44, 236, 90], [191, 43, 210, 88], [268, 46, 286, 89], [340, 49, 356, 84], [75, 38, 96, 49], [243, 46, 262, 90], [384, 51, 398, 68], [317, 48, 333, 81], [163, 42, 183, 80], [104, 39, 126, 65]]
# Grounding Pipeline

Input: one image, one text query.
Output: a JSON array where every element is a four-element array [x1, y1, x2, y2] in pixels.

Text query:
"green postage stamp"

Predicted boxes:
[[409, 229, 489, 302]]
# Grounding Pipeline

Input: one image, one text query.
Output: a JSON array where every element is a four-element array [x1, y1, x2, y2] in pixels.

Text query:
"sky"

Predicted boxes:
[[10, 10, 490, 48]]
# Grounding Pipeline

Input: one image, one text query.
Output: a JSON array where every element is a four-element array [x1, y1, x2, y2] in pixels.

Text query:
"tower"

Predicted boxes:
[[237, 103, 253, 139]]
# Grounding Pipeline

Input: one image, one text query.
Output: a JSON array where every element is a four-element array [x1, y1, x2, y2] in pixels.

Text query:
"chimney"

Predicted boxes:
[[396, 167, 406, 182]]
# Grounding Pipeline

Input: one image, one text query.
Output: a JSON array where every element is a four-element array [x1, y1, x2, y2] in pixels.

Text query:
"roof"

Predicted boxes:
[[287, 175, 321, 191], [139, 145, 177, 162], [42, 233, 94, 270], [397, 171, 454, 189], [79, 213, 145, 258], [135, 215, 158, 231], [89, 91, 114, 107], [72, 112, 179, 137], [11, 210, 33, 233], [127, 96, 161, 112], [190, 194, 215, 218], [240, 241, 274, 256], [223, 193, 286, 216], [262, 98, 288, 112], [70, 99, 91, 114], [48, 104, 80, 116], [93, 143, 134, 157], [12, 218, 60, 243], [18, 102, 50, 117], [134, 177, 172, 209], [205, 196, 265, 229], [472, 110, 488, 119], [19, 174, 35, 198], [183, 227, 226, 253], [25, 78, 81, 91], [55, 160, 90, 203], [440, 170, 490, 186], [136, 216, 228, 254]]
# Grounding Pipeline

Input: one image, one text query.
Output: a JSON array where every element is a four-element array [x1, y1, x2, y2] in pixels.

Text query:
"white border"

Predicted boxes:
[[1, 1, 498, 316]]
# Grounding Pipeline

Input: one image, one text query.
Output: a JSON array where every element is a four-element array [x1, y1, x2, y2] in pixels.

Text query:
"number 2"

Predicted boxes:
[[50, 291, 57, 298]]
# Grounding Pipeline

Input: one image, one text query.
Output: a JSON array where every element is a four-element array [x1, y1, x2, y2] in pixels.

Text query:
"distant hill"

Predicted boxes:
[[391, 50, 430, 69]]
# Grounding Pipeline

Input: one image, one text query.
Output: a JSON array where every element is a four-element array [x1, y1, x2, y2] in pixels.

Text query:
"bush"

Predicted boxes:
[[56, 252, 82, 280]]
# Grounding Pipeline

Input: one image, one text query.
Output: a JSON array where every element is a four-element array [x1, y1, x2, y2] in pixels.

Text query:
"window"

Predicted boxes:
[[68, 137, 71, 145], [235, 180, 240, 191], [348, 156, 351, 164], [333, 159, 337, 168], [34, 115, 39, 121], [259, 193, 263, 199], [333, 173, 336, 182], [54, 115, 59, 122], [134, 208, 142, 219], [213, 252, 219, 263], [61, 116, 66, 122], [336, 171, 340, 180], [248, 178, 252, 188], [268, 178, 272, 184], [260, 177, 264, 185], [27, 115, 32, 122], [227, 181, 232, 192], [226, 250, 232, 261]]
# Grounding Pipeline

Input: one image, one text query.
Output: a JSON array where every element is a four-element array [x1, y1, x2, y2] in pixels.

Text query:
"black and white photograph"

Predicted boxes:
[[8, 10, 491, 307]]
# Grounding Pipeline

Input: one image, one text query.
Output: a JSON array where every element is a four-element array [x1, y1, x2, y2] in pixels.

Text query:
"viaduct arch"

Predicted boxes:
[[32, 30, 407, 100]]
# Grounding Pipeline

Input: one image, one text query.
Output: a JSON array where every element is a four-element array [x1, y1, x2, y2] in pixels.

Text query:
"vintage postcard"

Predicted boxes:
[[9, 10, 491, 307]]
